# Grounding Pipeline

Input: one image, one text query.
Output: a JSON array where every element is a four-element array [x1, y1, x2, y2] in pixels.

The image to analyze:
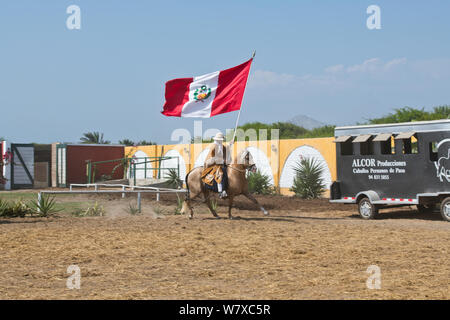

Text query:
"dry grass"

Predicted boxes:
[[0, 194, 449, 299]]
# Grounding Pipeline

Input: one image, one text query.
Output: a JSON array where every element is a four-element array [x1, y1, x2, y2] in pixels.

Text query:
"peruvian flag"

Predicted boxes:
[[161, 58, 253, 118]]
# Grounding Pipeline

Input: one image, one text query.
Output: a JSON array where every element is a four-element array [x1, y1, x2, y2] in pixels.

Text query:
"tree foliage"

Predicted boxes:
[[118, 139, 156, 146], [191, 136, 213, 144], [235, 122, 334, 140], [299, 125, 336, 139], [367, 106, 450, 124], [136, 140, 156, 146], [233, 105, 448, 141]]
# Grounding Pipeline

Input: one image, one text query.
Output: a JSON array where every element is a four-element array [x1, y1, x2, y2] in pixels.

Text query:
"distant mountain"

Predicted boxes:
[[288, 114, 327, 130]]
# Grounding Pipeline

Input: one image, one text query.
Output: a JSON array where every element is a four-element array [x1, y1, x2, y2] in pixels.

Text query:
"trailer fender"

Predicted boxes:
[[355, 191, 381, 204]]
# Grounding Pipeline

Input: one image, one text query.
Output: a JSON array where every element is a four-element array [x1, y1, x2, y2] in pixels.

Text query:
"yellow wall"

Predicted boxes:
[[125, 137, 336, 193], [279, 137, 336, 180], [125, 145, 157, 158]]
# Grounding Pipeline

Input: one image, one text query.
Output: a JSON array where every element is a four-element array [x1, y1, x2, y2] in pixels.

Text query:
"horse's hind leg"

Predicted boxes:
[[244, 193, 269, 216], [182, 190, 201, 219], [181, 198, 195, 219]]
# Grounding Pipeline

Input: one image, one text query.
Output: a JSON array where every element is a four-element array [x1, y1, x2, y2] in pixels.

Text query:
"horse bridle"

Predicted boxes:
[[227, 152, 256, 173]]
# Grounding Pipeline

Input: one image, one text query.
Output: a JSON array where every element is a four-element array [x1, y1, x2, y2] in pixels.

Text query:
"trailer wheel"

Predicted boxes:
[[358, 197, 378, 220], [417, 204, 436, 214], [440, 197, 450, 222]]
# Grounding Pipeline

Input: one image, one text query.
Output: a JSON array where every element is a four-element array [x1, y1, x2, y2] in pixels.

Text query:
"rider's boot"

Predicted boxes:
[[218, 182, 227, 199]]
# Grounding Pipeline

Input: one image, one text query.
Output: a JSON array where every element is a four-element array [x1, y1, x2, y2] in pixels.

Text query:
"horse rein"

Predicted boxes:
[[226, 164, 255, 174]]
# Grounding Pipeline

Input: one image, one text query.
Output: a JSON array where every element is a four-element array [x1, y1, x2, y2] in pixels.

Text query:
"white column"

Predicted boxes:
[[3, 141, 11, 190]]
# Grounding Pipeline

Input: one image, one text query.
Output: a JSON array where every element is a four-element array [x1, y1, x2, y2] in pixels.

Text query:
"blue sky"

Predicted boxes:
[[1, 0, 449, 144]]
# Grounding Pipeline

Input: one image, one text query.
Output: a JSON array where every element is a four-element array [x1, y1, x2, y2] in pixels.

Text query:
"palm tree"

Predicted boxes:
[[80, 132, 110, 144], [119, 139, 135, 146]]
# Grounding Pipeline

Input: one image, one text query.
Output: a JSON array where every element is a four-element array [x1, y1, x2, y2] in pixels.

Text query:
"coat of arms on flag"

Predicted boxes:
[[161, 58, 253, 118], [194, 85, 211, 102]]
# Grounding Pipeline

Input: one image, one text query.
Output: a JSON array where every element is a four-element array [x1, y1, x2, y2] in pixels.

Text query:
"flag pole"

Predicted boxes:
[[230, 105, 243, 144], [230, 51, 256, 145]]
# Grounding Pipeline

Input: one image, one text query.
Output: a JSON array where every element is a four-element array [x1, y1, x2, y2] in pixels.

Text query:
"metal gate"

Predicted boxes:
[[11, 144, 34, 189]]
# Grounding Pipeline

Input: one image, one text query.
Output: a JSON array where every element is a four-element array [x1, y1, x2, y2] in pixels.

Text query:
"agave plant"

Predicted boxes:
[[83, 202, 105, 216], [165, 168, 182, 189], [247, 169, 274, 195], [153, 205, 164, 215], [9, 199, 32, 217], [29, 195, 61, 217], [127, 202, 140, 215], [210, 198, 218, 212], [0, 198, 9, 217], [290, 157, 325, 199]]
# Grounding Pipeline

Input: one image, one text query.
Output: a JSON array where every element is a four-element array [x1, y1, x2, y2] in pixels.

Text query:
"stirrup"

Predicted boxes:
[[219, 191, 228, 199]]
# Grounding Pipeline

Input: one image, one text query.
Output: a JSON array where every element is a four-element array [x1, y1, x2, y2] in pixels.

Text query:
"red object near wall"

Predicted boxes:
[[66, 145, 124, 184], [0, 142, 4, 186]]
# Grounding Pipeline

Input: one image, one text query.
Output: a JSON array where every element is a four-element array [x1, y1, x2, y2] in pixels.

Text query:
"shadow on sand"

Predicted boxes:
[[349, 208, 444, 222]]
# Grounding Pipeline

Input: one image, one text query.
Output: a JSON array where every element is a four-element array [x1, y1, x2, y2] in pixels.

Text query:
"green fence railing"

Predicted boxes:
[[86, 156, 180, 184]]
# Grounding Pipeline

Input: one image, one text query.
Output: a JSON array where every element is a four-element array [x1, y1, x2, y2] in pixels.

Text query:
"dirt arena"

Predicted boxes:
[[0, 193, 449, 300]]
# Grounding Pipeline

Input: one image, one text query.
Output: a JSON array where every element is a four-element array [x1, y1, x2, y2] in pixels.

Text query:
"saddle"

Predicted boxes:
[[201, 165, 228, 193]]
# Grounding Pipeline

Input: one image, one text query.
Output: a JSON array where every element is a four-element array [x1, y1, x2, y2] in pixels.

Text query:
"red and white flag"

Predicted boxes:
[[161, 58, 253, 118]]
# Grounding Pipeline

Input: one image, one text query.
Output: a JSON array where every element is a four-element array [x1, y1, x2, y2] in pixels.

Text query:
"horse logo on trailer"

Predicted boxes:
[[435, 139, 450, 183]]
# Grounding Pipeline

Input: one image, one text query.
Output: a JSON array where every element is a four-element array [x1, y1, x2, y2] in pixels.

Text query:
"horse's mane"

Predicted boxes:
[[232, 149, 250, 165]]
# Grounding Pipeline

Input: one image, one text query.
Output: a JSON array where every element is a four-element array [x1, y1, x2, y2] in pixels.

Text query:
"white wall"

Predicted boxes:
[[194, 148, 210, 168], [160, 149, 187, 180], [280, 145, 332, 190], [2, 141, 11, 190], [130, 150, 153, 179], [246, 146, 275, 185]]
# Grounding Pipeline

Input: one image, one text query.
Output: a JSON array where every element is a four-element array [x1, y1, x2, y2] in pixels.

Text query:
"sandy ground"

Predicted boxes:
[[0, 193, 449, 300]]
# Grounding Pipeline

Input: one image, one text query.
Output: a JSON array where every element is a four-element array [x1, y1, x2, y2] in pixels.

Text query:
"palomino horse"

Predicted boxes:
[[181, 150, 270, 219]]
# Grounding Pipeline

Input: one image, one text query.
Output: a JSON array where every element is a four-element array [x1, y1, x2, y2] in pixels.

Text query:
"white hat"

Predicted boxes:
[[213, 132, 225, 141]]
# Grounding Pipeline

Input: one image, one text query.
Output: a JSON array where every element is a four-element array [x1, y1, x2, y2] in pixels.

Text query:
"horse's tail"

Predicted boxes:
[[181, 170, 192, 215], [184, 169, 192, 200]]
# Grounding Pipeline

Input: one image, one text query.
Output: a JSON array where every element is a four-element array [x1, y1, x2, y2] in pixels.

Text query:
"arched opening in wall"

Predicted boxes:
[[160, 149, 187, 180], [280, 145, 332, 190], [128, 150, 153, 179], [245, 147, 275, 185], [194, 148, 210, 168]]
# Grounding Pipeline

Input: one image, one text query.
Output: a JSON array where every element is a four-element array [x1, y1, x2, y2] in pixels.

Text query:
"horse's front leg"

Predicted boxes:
[[206, 197, 219, 218], [227, 196, 234, 219], [243, 193, 269, 216], [202, 190, 219, 218]]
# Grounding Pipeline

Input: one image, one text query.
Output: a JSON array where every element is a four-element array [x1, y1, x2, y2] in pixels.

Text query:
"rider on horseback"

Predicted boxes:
[[201, 132, 232, 199]]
